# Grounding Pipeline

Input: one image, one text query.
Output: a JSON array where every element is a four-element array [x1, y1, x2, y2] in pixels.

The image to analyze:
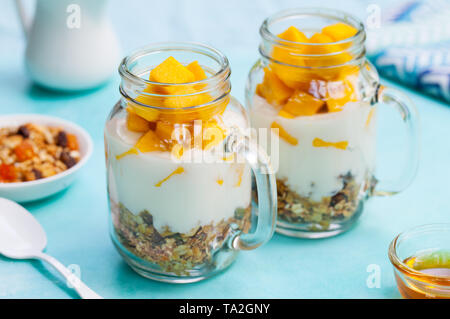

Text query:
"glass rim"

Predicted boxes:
[[118, 42, 231, 110], [258, 7, 366, 68], [388, 223, 450, 282], [260, 7, 365, 47]]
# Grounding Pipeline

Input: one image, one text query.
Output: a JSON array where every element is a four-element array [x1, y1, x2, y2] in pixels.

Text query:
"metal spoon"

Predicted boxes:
[[0, 197, 102, 299]]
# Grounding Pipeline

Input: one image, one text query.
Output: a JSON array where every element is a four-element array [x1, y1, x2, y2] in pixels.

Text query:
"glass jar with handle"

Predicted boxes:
[[246, 8, 419, 238], [105, 42, 277, 282]]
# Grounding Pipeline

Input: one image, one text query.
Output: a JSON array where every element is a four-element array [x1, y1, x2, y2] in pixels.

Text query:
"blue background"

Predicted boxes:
[[0, 0, 449, 298]]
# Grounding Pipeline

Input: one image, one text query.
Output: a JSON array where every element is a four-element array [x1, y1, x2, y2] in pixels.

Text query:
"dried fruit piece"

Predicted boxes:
[[60, 151, 77, 168], [0, 164, 16, 181], [256, 68, 294, 106], [32, 168, 43, 180], [67, 134, 79, 151], [155, 167, 185, 187], [281, 90, 324, 117], [126, 110, 151, 132], [17, 125, 30, 138], [312, 137, 348, 150], [271, 121, 298, 146], [56, 131, 68, 147], [14, 141, 35, 162]]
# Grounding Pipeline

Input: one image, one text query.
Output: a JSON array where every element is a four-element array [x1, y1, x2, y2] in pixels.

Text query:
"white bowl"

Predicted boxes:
[[0, 114, 93, 202]]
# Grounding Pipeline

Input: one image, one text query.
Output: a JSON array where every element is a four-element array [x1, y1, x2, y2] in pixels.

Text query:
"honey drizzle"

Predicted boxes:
[[155, 167, 185, 187]]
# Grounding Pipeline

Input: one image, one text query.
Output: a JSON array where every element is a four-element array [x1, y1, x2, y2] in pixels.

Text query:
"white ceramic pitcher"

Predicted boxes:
[[15, 0, 120, 91]]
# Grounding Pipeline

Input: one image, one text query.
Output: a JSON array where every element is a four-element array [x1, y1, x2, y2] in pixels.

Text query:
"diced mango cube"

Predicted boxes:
[[67, 134, 79, 151], [135, 130, 165, 153], [278, 26, 308, 43], [155, 121, 174, 142], [126, 110, 152, 132], [193, 95, 229, 122], [282, 90, 324, 116], [187, 61, 207, 81], [309, 33, 333, 45], [164, 91, 212, 108], [271, 26, 308, 67], [256, 68, 294, 105], [128, 102, 160, 122], [278, 109, 295, 119], [149, 56, 195, 94], [271, 64, 317, 90], [304, 32, 353, 72], [326, 79, 357, 112], [322, 23, 358, 42]]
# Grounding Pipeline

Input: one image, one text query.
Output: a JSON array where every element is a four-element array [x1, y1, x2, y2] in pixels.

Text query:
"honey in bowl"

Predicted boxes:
[[395, 250, 450, 299]]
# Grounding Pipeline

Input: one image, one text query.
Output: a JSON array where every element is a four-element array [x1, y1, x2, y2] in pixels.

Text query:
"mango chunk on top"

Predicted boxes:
[[149, 56, 195, 94], [187, 61, 207, 81], [126, 108, 152, 132], [326, 79, 358, 112], [256, 68, 294, 105], [322, 23, 358, 42], [118, 57, 230, 159], [164, 90, 212, 108], [135, 130, 166, 153], [257, 23, 360, 114], [281, 90, 325, 117], [278, 26, 308, 43], [272, 26, 308, 67]]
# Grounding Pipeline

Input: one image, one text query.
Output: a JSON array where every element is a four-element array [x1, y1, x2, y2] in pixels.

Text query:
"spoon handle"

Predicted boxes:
[[35, 252, 103, 299]]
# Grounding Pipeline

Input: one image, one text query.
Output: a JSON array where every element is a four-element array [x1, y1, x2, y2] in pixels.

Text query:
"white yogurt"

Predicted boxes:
[[105, 110, 251, 234], [251, 95, 376, 201]]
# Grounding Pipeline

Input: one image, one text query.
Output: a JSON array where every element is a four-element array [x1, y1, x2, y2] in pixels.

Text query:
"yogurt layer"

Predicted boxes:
[[105, 110, 251, 234], [251, 95, 376, 201]]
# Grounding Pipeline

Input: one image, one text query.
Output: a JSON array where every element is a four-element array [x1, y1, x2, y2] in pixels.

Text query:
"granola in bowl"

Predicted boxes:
[[0, 114, 93, 202], [0, 123, 81, 183]]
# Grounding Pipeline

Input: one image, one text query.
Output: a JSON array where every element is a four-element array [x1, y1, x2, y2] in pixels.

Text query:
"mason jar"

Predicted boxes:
[[105, 42, 277, 282], [246, 8, 419, 238]]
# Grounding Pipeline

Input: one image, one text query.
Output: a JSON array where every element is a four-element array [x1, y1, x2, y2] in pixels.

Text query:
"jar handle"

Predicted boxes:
[[226, 134, 277, 250], [373, 84, 420, 196]]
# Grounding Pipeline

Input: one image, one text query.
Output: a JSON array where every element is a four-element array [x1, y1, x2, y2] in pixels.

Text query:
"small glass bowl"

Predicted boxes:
[[388, 223, 450, 299]]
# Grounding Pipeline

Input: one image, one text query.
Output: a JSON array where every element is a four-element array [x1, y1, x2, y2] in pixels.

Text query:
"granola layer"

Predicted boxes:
[[111, 202, 251, 275], [277, 172, 371, 231]]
